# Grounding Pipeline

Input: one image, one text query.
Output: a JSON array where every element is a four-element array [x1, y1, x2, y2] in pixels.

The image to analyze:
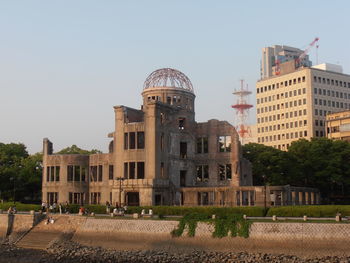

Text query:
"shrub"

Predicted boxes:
[[171, 213, 210, 237], [171, 212, 251, 238], [85, 205, 108, 214], [125, 206, 265, 217], [0, 202, 41, 212], [266, 205, 350, 217]]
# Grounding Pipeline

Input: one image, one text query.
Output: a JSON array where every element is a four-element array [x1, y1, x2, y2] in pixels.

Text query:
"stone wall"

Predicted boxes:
[[74, 218, 350, 241], [250, 222, 350, 241], [0, 214, 8, 243], [72, 217, 350, 256], [8, 214, 35, 243], [0, 213, 45, 244]]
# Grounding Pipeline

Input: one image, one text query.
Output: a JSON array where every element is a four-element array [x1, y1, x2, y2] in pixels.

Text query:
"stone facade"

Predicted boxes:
[[42, 68, 319, 207]]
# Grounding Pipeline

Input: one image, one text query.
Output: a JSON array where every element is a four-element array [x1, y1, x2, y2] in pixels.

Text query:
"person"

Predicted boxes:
[[41, 202, 47, 213], [58, 203, 62, 214], [52, 203, 57, 213], [79, 206, 85, 216], [12, 206, 17, 214], [7, 207, 13, 214], [106, 201, 111, 214], [113, 207, 118, 215]]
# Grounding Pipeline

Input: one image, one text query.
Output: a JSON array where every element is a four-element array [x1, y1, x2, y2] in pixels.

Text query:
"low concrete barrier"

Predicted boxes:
[[250, 222, 350, 241], [71, 218, 350, 256], [0, 214, 8, 243], [0, 213, 46, 244]]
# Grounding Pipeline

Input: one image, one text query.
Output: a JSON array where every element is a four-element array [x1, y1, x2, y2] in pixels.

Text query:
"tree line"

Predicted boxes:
[[243, 138, 350, 204], [0, 143, 100, 203], [1, 139, 349, 204]]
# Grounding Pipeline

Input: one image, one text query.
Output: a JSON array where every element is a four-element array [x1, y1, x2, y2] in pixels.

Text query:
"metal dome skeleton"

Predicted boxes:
[[143, 68, 194, 93]]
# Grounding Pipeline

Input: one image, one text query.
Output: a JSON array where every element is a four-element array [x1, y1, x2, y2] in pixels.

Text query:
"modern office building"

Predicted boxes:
[[256, 60, 350, 150], [261, 45, 311, 79], [326, 110, 350, 142]]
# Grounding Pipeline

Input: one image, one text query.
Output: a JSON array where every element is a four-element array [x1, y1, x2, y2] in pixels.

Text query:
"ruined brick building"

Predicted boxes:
[[42, 68, 319, 207]]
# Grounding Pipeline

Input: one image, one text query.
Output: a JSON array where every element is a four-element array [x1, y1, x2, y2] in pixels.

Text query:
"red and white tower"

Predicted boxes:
[[231, 80, 253, 144]]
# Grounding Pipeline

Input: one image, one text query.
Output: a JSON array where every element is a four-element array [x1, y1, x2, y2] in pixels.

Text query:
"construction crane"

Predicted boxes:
[[295, 37, 320, 68]]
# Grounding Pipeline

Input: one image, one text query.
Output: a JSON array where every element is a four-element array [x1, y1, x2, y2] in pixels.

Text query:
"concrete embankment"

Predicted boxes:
[[0, 213, 44, 244], [0, 214, 8, 243], [2, 214, 350, 257], [72, 217, 350, 257]]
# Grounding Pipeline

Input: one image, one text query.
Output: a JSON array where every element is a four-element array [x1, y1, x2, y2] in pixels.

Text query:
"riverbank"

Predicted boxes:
[[1, 240, 350, 263]]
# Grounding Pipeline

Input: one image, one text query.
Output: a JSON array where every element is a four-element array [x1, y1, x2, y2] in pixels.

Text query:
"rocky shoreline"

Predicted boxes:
[[0, 241, 350, 263]]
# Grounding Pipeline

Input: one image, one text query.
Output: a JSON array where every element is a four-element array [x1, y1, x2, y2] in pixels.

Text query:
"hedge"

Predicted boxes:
[[125, 206, 266, 217], [0, 202, 41, 212], [266, 205, 350, 217], [2, 203, 350, 218]]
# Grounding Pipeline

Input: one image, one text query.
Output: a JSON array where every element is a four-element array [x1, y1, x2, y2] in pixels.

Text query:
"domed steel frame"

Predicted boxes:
[[143, 68, 194, 93]]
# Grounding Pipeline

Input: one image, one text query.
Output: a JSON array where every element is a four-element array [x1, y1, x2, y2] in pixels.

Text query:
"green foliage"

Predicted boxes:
[[126, 206, 266, 217], [267, 205, 350, 217], [84, 205, 108, 214], [0, 143, 42, 202], [242, 143, 301, 186], [171, 213, 210, 237], [243, 139, 350, 203], [56, 145, 102, 155], [0, 202, 41, 211], [66, 204, 80, 213], [171, 212, 251, 238], [288, 138, 350, 201], [212, 214, 251, 238]]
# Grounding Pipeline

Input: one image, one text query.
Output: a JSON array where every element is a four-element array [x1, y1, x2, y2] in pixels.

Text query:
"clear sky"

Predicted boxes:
[[1, 0, 349, 154]]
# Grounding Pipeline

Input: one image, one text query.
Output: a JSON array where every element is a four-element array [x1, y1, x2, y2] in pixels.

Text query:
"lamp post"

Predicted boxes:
[[262, 174, 267, 212], [115, 177, 125, 207], [10, 177, 16, 204]]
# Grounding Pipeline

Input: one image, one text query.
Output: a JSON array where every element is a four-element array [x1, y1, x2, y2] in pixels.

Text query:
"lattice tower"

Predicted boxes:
[[231, 79, 253, 144]]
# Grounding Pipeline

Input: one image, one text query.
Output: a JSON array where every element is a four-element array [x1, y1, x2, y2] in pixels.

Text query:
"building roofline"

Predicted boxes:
[[258, 66, 350, 83]]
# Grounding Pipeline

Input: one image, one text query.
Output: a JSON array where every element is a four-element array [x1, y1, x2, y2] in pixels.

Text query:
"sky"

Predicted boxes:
[[1, 0, 350, 154]]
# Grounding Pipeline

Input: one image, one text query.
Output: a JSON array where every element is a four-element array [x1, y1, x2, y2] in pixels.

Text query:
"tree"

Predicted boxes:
[[0, 143, 29, 201], [288, 138, 350, 201], [242, 143, 301, 186], [56, 144, 101, 155], [18, 153, 43, 201]]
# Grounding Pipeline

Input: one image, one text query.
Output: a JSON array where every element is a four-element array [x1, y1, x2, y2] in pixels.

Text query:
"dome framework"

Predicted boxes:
[[143, 68, 194, 93]]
